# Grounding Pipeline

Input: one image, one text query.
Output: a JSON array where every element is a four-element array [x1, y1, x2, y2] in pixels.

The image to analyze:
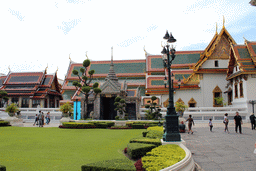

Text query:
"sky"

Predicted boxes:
[[0, 0, 255, 80]]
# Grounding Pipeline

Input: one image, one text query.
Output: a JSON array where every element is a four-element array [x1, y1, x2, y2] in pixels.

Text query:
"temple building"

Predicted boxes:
[[61, 24, 256, 120], [0, 69, 62, 108]]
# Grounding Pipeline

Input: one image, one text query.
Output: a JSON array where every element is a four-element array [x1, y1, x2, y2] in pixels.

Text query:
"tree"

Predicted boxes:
[[175, 101, 188, 117], [72, 59, 101, 119], [250, 0, 256, 6], [145, 96, 162, 120], [114, 96, 127, 119], [0, 90, 9, 107]]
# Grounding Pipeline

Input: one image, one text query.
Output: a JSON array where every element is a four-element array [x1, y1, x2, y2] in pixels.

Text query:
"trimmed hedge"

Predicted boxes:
[[131, 124, 145, 129], [126, 121, 163, 127], [146, 130, 163, 139], [81, 159, 136, 171], [129, 138, 162, 146], [88, 121, 115, 128], [0, 165, 6, 171], [142, 131, 148, 137], [0, 121, 10, 127], [127, 143, 157, 159], [141, 144, 186, 170], [61, 122, 95, 129], [110, 126, 132, 129]]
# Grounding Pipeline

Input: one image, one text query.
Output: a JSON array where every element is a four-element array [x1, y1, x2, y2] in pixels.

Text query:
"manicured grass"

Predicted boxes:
[[0, 127, 143, 171]]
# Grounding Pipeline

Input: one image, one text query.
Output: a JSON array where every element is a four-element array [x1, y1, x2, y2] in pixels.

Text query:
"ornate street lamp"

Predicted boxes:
[[161, 30, 181, 142]]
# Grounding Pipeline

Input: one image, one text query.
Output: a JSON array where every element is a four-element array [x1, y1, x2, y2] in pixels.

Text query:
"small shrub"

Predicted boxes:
[[124, 147, 128, 153], [134, 159, 145, 171], [115, 116, 120, 120], [81, 159, 135, 171], [0, 165, 6, 171], [0, 121, 10, 127], [142, 131, 148, 137], [127, 143, 157, 160]]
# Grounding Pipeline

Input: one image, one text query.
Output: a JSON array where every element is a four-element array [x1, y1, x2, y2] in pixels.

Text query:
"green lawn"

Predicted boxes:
[[0, 127, 143, 171]]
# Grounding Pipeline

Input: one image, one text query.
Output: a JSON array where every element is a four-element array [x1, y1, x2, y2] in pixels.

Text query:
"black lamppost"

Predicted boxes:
[[249, 100, 256, 114], [161, 30, 181, 142]]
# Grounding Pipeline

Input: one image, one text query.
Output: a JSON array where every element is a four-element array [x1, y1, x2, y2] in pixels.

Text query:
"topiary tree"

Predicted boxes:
[[114, 96, 127, 119], [0, 90, 9, 107], [72, 59, 102, 119], [145, 96, 162, 120]]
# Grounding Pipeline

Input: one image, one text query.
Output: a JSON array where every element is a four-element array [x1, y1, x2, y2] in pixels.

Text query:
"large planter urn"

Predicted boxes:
[[62, 112, 69, 117], [8, 112, 16, 117]]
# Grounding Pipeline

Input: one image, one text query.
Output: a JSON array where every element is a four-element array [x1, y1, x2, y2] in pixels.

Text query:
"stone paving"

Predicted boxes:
[[181, 122, 256, 171]]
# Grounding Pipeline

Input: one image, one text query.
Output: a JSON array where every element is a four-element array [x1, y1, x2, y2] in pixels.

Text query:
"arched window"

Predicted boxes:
[[188, 98, 197, 107], [212, 85, 223, 107]]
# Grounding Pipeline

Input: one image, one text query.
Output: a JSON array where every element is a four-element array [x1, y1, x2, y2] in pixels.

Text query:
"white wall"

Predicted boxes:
[[201, 60, 229, 69]]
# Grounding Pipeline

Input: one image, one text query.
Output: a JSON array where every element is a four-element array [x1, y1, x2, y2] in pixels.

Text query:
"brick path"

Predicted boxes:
[[181, 122, 256, 171]]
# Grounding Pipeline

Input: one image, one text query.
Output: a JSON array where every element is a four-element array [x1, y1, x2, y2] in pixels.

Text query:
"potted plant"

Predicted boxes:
[[175, 101, 188, 117], [5, 103, 19, 117], [60, 102, 73, 117]]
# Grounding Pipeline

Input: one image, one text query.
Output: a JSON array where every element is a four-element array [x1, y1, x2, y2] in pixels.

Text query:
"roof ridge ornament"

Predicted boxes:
[[216, 22, 218, 35], [8, 65, 11, 72], [45, 64, 48, 74], [86, 51, 88, 59], [223, 15, 225, 29]]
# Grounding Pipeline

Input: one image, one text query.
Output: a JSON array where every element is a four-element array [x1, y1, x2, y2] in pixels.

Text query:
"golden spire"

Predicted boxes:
[[216, 22, 218, 34], [69, 53, 71, 62], [223, 15, 225, 28], [56, 66, 59, 73], [86, 51, 88, 59]]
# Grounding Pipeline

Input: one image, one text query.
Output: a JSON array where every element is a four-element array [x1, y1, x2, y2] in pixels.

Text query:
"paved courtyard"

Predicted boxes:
[[181, 122, 256, 171]]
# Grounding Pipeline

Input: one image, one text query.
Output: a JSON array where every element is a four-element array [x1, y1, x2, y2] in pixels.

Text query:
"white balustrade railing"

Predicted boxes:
[[140, 106, 249, 122], [0, 108, 62, 122]]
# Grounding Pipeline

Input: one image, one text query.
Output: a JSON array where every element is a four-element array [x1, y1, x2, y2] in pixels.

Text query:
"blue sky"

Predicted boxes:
[[0, 0, 255, 79]]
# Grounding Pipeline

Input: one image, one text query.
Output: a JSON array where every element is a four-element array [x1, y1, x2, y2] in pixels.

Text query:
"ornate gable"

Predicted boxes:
[[194, 27, 236, 72]]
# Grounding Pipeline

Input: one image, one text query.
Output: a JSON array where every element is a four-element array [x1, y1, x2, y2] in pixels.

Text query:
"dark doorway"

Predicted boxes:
[[49, 95, 55, 108], [100, 96, 116, 120], [126, 103, 136, 120], [87, 104, 94, 118]]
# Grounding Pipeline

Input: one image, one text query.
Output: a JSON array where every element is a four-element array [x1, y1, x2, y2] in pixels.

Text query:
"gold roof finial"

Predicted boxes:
[[86, 51, 88, 59], [223, 15, 225, 28], [56, 66, 59, 73], [216, 22, 218, 34], [45, 63, 48, 73], [243, 36, 248, 43], [144, 46, 147, 55], [69, 53, 71, 62], [8, 65, 11, 72]]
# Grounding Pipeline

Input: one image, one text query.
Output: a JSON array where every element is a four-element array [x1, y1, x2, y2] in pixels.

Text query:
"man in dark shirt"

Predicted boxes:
[[234, 112, 242, 134], [249, 113, 255, 130]]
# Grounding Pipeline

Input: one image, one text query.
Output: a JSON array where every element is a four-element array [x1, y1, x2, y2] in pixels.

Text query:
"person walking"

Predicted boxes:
[[234, 112, 242, 134], [42, 112, 45, 126], [224, 113, 229, 133], [249, 113, 255, 130], [38, 111, 43, 127], [186, 115, 195, 134], [33, 114, 38, 126], [46, 112, 50, 124], [209, 118, 213, 132]]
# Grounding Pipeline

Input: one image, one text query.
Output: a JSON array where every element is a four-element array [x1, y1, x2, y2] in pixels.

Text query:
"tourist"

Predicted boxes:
[[209, 118, 213, 132], [42, 112, 45, 126], [224, 113, 229, 133], [249, 113, 255, 130], [186, 115, 195, 134], [33, 114, 38, 126], [46, 112, 50, 124], [38, 111, 43, 127], [234, 112, 242, 134]]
